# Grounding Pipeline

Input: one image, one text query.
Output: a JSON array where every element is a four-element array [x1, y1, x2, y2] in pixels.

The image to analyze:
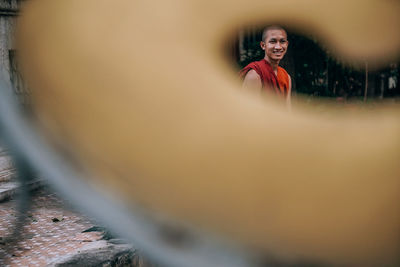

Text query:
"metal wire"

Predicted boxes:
[[0, 155, 33, 266], [0, 76, 260, 266]]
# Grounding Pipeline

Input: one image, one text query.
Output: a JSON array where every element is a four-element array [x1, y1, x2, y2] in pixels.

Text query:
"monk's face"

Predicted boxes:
[[261, 29, 288, 63]]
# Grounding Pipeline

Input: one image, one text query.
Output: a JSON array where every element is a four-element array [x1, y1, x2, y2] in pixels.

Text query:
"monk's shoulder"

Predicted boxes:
[[244, 69, 260, 80]]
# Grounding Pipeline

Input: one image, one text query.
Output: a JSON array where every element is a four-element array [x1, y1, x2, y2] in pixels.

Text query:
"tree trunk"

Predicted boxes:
[[363, 61, 368, 102], [238, 29, 245, 63], [379, 73, 385, 99]]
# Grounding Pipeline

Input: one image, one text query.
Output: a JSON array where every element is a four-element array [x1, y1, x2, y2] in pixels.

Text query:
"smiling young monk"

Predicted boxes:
[[240, 25, 292, 106]]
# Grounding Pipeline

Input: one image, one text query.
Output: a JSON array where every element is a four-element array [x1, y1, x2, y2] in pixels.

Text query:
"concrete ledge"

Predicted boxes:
[[0, 154, 14, 182], [0, 180, 18, 202], [0, 179, 43, 202], [0, 168, 14, 182], [47, 240, 148, 267]]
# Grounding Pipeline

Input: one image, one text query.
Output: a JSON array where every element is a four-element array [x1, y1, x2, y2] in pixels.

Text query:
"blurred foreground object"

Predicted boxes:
[[13, 0, 400, 266]]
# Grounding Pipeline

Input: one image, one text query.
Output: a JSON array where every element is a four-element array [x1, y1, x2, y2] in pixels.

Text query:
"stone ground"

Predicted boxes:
[[0, 187, 148, 267]]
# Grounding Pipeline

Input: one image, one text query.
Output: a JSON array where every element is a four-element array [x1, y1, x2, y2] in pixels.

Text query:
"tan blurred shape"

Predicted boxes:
[[16, 0, 400, 266]]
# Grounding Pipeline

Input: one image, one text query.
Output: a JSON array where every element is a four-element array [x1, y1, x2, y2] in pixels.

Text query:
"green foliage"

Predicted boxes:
[[238, 40, 263, 69], [235, 30, 400, 98]]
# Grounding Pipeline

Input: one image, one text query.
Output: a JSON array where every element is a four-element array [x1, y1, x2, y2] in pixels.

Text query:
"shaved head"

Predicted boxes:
[[262, 25, 287, 41]]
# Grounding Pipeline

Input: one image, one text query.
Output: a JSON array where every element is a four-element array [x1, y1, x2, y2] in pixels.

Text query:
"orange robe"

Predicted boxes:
[[239, 59, 290, 97]]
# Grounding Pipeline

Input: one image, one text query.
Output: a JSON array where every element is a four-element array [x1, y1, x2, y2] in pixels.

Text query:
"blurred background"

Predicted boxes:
[[230, 26, 400, 103]]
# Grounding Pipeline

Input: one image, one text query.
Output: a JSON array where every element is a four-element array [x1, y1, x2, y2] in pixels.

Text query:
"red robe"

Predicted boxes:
[[239, 59, 290, 97]]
